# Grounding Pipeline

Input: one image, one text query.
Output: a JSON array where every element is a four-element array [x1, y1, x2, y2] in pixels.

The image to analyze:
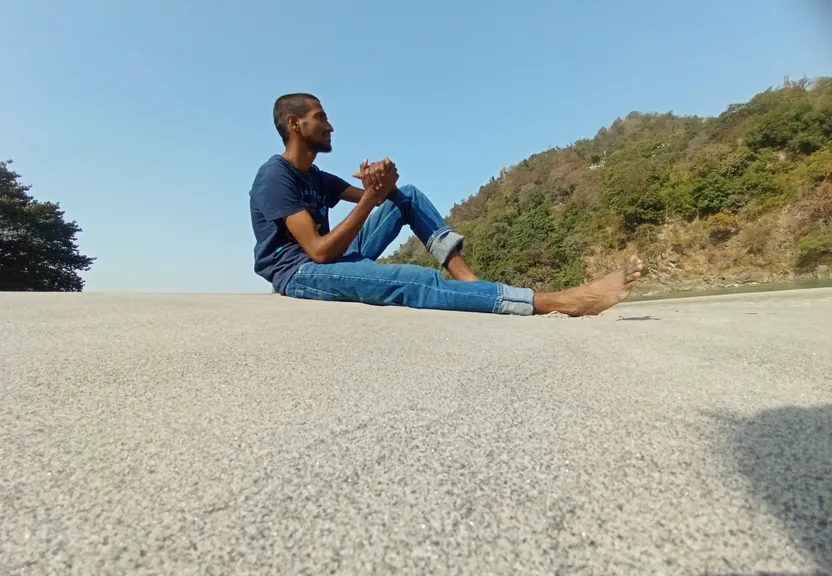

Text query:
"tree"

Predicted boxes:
[[0, 160, 95, 291]]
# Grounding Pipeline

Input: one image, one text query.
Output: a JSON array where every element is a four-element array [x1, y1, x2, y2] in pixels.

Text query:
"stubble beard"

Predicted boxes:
[[306, 134, 332, 154]]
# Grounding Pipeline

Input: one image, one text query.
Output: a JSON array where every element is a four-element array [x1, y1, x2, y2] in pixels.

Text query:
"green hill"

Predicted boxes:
[[383, 77, 832, 295]]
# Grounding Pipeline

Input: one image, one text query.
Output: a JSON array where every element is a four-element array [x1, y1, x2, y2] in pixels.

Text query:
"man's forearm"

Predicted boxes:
[[315, 196, 377, 263]]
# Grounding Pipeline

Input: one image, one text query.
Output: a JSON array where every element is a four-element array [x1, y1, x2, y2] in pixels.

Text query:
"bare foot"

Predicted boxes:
[[571, 255, 644, 315], [534, 255, 644, 316], [446, 250, 479, 282], [450, 270, 479, 282]]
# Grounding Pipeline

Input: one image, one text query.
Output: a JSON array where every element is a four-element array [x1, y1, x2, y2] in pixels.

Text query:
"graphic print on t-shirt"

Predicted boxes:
[[300, 182, 330, 234]]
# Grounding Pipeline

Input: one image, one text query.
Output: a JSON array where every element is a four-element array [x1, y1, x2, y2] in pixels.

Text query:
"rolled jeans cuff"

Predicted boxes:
[[426, 227, 464, 267], [495, 284, 535, 316]]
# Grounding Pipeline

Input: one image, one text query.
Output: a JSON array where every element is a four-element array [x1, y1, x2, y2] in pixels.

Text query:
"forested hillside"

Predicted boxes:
[[384, 77, 832, 294]]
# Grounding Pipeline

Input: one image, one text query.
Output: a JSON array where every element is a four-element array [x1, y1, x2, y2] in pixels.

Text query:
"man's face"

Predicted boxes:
[[296, 99, 334, 153]]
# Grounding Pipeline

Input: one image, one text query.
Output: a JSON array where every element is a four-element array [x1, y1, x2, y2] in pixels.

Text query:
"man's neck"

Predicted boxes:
[[281, 142, 316, 173]]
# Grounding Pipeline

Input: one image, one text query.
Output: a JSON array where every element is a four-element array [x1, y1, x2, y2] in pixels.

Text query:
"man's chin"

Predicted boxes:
[[314, 139, 333, 153]]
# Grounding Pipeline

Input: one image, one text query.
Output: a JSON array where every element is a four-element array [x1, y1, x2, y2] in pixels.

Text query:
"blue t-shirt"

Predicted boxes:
[[249, 155, 350, 293]]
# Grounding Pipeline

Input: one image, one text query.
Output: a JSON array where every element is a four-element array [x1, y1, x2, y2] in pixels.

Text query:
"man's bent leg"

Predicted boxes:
[[346, 185, 465, 266], [284, 257, 534, 315], [344, 198, 408, 260]]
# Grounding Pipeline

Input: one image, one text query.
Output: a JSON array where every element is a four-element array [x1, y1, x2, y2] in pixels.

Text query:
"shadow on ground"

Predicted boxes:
[[714, 404, 832, 575]]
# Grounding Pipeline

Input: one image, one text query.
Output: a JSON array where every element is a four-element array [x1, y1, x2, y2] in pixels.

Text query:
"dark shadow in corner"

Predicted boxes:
[[716, 404, 832, 574]]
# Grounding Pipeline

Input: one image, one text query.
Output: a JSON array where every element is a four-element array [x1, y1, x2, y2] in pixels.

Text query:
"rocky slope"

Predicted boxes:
[[384, 77, 832, 295]]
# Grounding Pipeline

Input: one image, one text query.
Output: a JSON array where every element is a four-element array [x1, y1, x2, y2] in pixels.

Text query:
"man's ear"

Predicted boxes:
[[286, 114, 300, 134]]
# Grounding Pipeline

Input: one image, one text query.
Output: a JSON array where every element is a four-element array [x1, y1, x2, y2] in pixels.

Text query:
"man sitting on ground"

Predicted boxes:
[[248, 93, 644, 316]]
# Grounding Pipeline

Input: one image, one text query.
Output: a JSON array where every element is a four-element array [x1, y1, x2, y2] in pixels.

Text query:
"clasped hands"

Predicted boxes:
[[351, 158, 399, 206]]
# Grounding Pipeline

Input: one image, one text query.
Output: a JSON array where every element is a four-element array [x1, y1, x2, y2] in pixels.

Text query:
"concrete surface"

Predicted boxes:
[[1, 288, 830, 576]]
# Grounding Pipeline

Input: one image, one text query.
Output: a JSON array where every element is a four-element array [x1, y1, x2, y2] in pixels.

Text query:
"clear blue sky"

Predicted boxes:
[[2, 0, 830, 293]]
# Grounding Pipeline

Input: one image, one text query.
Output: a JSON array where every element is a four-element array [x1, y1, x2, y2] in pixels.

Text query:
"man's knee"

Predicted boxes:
[[395, 184, 422, 202]]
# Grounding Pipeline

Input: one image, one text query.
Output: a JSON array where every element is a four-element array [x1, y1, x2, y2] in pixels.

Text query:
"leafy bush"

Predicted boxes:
[[797, 227, 832, 269], [707, 212, 739, 243]]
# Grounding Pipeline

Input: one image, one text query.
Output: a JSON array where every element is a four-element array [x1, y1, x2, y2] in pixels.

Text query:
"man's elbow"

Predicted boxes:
[[310, 252, 330, 264], [308, 245, 333, 264]]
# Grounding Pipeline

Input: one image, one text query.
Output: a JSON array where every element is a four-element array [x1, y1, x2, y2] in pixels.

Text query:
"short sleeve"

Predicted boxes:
[[251, 164, 305, 221], [319, 170, 351, 209]]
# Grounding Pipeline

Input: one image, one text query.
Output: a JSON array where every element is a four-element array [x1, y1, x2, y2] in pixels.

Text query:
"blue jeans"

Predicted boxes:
[[284, 184, 535, 315]]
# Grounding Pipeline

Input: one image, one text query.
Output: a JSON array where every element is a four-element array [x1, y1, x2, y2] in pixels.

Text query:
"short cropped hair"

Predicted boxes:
[[273, 93, 319, 143]]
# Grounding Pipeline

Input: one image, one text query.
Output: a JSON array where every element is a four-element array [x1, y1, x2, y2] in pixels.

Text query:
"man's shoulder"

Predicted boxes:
[[258, 154, 293, 178], [251, 155, 296, 195]]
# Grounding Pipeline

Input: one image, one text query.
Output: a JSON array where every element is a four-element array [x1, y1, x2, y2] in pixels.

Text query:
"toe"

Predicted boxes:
[[626, 271, 641, 282], [624, 256, 642, 267]]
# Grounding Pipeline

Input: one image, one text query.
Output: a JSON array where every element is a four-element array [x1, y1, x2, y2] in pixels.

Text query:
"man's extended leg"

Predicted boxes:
[[286, 257, 534, 315], [344, 184, 478, 280], [284, 254, 645, 317]]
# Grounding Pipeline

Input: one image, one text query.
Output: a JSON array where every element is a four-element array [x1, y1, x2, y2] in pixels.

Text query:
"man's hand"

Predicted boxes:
[[352, 158, 398, 205]]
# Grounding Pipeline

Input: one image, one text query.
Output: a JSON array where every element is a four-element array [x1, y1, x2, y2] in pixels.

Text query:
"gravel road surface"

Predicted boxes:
[[2, 289, 830, 575]]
